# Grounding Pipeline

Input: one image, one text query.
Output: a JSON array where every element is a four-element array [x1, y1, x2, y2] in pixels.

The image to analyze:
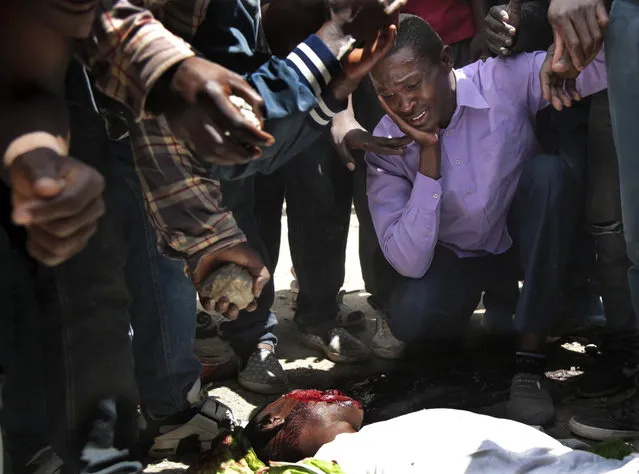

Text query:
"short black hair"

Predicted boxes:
[[244, 402, 317, 462], [390, 14, 444, 64]]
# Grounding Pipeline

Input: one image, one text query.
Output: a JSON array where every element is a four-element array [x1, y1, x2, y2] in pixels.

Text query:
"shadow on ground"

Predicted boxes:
[[147, 290, 622, 472]]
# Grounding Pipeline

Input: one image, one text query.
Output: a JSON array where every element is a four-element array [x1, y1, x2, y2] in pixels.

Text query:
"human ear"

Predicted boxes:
[[440, 45, 454, 72], [258, 414, 286, 431]]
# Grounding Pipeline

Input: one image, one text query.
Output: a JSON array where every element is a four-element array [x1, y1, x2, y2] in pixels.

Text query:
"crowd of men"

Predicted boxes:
[[1, 0, 639, 472]]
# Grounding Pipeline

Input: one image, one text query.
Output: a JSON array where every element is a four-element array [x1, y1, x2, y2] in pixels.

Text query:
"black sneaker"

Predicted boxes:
[[506, 373, 556, 426], [569, 393, 639, 441], [138, 397, 236, 460], [298, 322, 370, 364], [576, 353, 639, 398]]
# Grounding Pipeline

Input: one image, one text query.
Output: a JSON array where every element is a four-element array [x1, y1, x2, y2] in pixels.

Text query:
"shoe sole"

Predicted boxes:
[[301, 338, 370, 364], [146, 413, 222, 459], [568, 417, 639, 441]]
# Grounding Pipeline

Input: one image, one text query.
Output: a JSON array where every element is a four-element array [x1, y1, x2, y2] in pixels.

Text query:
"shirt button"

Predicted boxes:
[[433, 193, 439, 199], [456, 160, 461, 166], [427, 231, 434, 237], [466, 188, 473, 194]]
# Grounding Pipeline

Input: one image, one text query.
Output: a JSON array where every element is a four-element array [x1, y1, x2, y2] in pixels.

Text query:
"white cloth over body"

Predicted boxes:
[[315, 409, 639, 473]]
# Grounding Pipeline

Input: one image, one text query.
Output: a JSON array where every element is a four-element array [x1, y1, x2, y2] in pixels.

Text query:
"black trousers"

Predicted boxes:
[[253, 130, 353, 331]]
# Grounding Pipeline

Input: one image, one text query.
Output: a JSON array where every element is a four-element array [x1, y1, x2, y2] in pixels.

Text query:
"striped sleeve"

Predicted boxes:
[[309, 86, 347, 127], [285, 35, 345, 126]]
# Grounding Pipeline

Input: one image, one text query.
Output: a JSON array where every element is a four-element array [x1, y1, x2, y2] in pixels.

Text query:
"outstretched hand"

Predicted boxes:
[[332, 25, 398, 101], [155, 57, 275, 165], [548, 0, 608, 71], [484, 1, 521, 56]]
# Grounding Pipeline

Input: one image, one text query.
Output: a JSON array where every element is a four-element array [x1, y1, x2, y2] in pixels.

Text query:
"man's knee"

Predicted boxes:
[[528, 154, 569, 183], [388, 282, 456, 344], [519, 154, 572, 202]]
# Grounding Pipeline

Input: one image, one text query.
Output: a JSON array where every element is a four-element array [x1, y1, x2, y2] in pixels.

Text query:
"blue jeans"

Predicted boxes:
[[606, 0, 639, 319], [110, 140, 200, 417], [587, 91, 639, 360]]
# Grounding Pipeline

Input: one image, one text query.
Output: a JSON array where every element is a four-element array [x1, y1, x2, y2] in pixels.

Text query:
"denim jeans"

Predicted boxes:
[[587, 91, 639, 358], [389, 154, 579, 343], [606, 0, 639, 328], [253, 130, 353, 332], [110, 139, 200, 418]]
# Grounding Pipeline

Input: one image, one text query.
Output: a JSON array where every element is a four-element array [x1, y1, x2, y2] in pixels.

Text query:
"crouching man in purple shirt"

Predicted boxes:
[[365, 14, 607, 426]]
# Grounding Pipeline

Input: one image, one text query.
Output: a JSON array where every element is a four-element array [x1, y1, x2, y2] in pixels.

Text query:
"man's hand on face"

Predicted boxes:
[[540, 44, 581, 111], [484, 1, 521, 56], [157, 57, 275, 166], [331, 25, 397, 101], [331, 107, 411, 170], [378, 97, 439, 149], [10, 150, 105, 267], [193, 243, 270, 320], [548, 0, 608, 71]]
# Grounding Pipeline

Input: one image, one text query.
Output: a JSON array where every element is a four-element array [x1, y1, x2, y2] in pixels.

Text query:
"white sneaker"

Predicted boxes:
[[372, 312, 406, 360]]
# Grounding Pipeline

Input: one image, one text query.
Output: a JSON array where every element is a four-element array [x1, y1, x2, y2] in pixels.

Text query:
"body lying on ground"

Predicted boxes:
[[187, 389, 639, 473]]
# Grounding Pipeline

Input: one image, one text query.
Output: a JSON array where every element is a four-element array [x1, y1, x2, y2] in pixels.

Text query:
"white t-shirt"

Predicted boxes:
[[315, 409, 639, 473]]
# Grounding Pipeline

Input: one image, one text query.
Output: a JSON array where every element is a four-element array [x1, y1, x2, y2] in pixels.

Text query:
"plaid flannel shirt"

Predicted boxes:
[[77, 0, 244, 277], [81, 0, 345, 276], [101, 0, 345, 277]]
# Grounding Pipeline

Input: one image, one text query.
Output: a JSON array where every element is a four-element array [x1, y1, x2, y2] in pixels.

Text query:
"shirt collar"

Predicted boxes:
[[447, 68, 489, 127]]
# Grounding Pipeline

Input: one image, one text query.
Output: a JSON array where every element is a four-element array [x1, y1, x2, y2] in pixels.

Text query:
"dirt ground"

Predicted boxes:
[[145, 211, 637, 473]]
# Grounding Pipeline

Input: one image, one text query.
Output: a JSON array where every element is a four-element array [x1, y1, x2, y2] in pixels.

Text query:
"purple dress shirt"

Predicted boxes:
[[366, 51, 608, 278]]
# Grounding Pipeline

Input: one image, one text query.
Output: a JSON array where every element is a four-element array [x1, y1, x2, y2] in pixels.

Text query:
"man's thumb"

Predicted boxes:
[[339, 143, 356, 171], [252, 266, 271, 298], [551, 35, 572, 73]]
